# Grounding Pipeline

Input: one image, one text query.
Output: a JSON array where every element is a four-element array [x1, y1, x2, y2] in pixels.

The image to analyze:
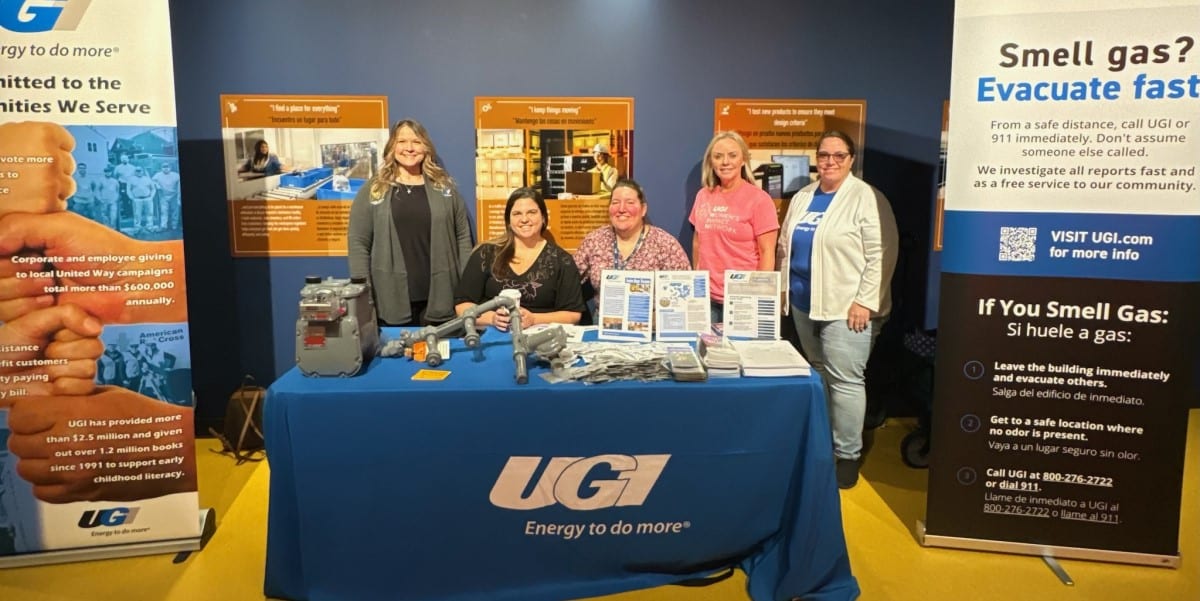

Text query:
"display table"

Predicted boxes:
[[264, 329, 858, 601]]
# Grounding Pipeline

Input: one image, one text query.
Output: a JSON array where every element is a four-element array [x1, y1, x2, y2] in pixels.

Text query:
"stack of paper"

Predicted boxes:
[[698, 333, 741, 378], [729, 340, 811, 377], [667, 347, 707, 382]]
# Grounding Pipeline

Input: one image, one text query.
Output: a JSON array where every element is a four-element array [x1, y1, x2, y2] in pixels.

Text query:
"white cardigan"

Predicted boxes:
[[776, 173, 899, 321]]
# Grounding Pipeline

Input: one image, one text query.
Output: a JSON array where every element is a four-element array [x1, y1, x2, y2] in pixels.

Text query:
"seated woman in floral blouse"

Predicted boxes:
[[573, 178, 691, 306]]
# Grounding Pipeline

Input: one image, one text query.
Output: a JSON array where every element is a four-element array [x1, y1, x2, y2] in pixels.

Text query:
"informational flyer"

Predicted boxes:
[[474, 97, 634, 252], [714, 98, 866, 219], [925, 0, 1200, 566], [596, 269, 654, 342], [0, 0, 199, 557], [654, 270, 711, 341], [221, 94, 389, 257], [722, 271, 780, 340]]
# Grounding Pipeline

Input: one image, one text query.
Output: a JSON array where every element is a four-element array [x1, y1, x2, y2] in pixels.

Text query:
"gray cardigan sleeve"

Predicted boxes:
[[451, 185, 473, 269], [347, 183, 376, 279]]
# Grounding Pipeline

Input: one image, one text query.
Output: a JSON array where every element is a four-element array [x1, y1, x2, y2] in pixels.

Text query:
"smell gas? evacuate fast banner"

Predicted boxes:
[[925, 0, 1200, 566]]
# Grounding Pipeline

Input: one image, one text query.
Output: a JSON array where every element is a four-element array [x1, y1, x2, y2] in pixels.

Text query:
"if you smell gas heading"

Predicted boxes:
[[977, 298, 1168, 324], [978, 35, 1198, 102]]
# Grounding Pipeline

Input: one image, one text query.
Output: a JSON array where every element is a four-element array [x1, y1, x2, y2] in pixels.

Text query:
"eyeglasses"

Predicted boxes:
[[816, 152, 852, 164]]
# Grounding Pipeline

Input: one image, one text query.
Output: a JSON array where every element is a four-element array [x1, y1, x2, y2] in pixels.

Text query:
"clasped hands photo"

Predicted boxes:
[[0, 121, 195, 505]]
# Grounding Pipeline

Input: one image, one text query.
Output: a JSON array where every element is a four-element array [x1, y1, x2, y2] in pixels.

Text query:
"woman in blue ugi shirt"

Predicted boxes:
[[776, 130, 899, 489]]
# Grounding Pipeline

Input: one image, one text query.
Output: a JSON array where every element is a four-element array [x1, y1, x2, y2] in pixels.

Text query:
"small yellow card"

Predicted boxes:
[[412, 369, 451, 381]]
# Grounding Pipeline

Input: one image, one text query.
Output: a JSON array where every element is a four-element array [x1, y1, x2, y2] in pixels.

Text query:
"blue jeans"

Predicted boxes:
[[791, 308, 884, 461]]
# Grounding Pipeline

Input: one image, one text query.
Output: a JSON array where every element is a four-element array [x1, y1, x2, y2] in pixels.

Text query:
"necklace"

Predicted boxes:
[[512, 239, 546, 265], [395, 174, 424, 194], [611, 225, 647, 270]]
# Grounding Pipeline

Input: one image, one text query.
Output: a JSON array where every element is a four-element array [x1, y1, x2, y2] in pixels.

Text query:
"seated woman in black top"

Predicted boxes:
[[454, 187, 585, 331]]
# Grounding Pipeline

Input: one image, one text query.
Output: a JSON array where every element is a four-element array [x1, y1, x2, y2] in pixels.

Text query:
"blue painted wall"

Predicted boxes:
[[169, 0, 954, 429]]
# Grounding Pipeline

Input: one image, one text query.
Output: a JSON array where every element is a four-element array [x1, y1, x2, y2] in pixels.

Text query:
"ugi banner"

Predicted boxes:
[[221, 94, 389, 257], [926, 0, 1200, 566], [0, 1, 201, 556], [474, 97, 634, 252], [714, 98, 865, 219]]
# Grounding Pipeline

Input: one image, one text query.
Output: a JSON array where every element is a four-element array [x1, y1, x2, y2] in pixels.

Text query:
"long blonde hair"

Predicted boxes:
[[370, 119, 453, 200], [700, 131, 755, 189]]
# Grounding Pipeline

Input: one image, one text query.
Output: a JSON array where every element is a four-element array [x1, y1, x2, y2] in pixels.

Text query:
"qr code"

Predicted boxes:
[[999, 227, 1036, 262]]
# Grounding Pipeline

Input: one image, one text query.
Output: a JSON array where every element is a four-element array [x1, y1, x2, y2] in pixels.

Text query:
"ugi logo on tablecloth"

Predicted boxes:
[[490, 455, 670, 511]]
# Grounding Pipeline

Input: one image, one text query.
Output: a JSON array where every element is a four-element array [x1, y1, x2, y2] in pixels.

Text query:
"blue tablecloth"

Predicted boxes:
[[264, 329, 858, 601]]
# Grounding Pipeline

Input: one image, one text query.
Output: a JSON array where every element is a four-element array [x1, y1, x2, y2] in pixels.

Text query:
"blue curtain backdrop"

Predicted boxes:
[[168, 0, 955, 431]]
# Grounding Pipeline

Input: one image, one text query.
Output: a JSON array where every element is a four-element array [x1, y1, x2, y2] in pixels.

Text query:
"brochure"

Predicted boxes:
[[597, 269, 655, 342], [723, 271, 781, 339], [654, 270, 711, 340]]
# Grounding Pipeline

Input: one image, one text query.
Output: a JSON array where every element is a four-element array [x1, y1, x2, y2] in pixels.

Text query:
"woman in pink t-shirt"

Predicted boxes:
[[688, 131, 780, 323]]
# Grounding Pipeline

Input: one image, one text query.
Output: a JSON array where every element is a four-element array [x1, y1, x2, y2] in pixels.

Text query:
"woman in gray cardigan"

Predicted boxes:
[[348, 119, 473, 325]]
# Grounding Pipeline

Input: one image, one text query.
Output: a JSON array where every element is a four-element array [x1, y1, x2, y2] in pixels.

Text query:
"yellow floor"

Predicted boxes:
[[2, 413, 1197, 601]]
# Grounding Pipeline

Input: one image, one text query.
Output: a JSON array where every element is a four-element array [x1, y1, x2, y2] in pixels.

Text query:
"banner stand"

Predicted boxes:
[[924, 0, 1197, 570], [0, 508, 216, 570], [1042, 556, 1074, 587], [915, 520, 1180, 569]]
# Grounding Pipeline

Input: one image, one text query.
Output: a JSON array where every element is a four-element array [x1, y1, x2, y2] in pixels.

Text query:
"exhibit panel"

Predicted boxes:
[[714, 98, 867, 220], [474, 97, 634, 252], [220, 95, 390, 257]]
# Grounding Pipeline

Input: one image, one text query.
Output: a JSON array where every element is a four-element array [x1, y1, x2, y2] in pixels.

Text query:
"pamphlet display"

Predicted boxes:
[[722, 271, 781, 340], [597, 270, 654, 342], [654, 271, 711, 341]]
